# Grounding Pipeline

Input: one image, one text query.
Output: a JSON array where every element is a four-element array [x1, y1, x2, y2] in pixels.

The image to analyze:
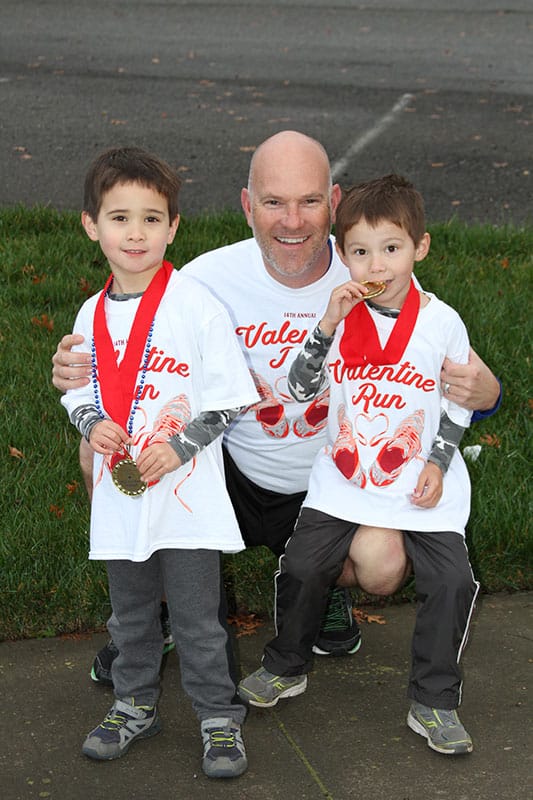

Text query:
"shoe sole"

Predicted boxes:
[[407, 712, 473, 755], [202, 756, 248, 779], [312, 637, 362, 657], [240, 676, 308, 708], [82, 716, 163, 760]]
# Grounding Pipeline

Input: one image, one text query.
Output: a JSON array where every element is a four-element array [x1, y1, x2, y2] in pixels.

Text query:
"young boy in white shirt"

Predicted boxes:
[[61, 146, 258, 778], [239, 174, 479, 756]]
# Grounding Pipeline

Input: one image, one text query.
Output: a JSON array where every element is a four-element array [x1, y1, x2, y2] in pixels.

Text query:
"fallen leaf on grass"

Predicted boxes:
[[479, 433, 501, 447], [49, 505, 64, 518], [9, 445, 25, 459], [79, 277, 92, 295], [31, 314, 54, 331]]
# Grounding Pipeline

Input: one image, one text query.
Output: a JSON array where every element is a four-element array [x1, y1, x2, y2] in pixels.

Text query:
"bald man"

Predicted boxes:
[[53, 132, 501, 680]]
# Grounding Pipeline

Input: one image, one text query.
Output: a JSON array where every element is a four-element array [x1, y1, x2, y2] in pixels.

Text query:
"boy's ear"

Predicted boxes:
[[81, 211, 99, 241], [167, 214, 180, 245], [334, 240, 347, 264], [414, 232, 431, 262]]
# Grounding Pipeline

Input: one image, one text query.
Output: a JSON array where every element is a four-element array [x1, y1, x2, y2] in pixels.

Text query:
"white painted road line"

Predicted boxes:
[[331, 93, 415, 181]]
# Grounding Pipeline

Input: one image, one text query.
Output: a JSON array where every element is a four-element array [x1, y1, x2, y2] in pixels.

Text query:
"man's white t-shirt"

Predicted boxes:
[[62, 270, 258, 561], [304, 295, 473, 535], [183, 236, 350, 494]]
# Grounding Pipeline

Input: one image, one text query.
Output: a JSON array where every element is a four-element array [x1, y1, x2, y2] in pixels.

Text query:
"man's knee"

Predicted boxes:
[[348, 527, 409, 596]]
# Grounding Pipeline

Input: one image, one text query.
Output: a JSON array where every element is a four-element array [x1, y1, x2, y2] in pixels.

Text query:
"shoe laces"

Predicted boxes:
[[206, 726, 237, 750], [100, 703, 152, 731], [417, 705, 461, 729], [321, 589, 351, 632], [432, 708, 461, 728]]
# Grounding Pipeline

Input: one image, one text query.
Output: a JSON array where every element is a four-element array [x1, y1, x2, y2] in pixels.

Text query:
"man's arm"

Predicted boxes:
[[52, 333, 92, 391], [441, 347, 501, 415]]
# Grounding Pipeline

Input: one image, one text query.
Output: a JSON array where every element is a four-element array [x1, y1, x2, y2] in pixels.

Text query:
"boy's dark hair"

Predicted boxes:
[[335, 174, 426, 252], [83, 146, 181, 220]]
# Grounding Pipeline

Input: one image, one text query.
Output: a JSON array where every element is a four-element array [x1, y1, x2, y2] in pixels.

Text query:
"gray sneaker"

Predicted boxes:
[[82, 699, 162, 760], [238, 667, 307, 707], [407, 702, 473, 755], [201, 717, 247, 778]]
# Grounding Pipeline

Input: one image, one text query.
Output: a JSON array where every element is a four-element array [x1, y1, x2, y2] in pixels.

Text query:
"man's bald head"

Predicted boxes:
[[247, 131, 332, 194]]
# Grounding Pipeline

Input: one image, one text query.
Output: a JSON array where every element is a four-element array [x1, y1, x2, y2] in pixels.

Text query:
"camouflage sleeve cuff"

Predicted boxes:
[[70, 404, 104, 442], [168, 407, 244, 464], [288, 324, 334, 402], [428, 410, 468, 474]]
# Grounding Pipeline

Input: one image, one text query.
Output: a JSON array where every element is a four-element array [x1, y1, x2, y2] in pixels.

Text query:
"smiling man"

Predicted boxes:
[[52, 131, 502, 679]]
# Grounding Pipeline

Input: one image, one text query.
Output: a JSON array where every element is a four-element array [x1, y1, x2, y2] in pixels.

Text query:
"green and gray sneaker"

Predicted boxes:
[[238, 667, 307, 707], [312, 586, 362, 656], [201, 717, 247, 778], [82, 698, 162, 760], [407, 702, 473, 755]]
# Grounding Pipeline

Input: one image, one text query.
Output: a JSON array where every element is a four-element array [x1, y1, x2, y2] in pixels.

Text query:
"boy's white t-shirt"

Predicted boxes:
[[304, 294, 473, 535], [61, 270, 259, 561], [182, 236, 350, 493]]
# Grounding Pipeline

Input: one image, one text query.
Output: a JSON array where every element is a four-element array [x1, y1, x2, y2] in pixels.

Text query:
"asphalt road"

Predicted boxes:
[[1, 0, 532, 224]]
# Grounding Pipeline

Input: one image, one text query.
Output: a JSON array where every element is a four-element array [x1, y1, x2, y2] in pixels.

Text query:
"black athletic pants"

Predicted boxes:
[[263, 507, 479, 710]]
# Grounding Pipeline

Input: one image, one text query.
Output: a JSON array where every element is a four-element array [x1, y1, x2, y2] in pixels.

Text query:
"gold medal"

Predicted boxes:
[[362, 280, 387, 300], [111, 458, 147, 497]]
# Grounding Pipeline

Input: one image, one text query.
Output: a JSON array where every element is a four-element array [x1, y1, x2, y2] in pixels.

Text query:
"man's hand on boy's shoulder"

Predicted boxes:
[[52, 333, 92, 391], [441, 347, 500, 412]]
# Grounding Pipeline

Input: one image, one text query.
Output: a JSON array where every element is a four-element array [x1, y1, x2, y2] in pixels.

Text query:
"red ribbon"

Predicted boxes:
[[93, 261, 172, 429], [339, 279, 420, 367]]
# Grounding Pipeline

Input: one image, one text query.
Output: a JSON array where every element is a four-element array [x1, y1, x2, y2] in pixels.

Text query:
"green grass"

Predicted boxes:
[[1, 208, 531, 639]]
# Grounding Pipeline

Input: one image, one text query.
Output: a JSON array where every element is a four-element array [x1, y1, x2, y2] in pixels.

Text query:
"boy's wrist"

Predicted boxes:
[[318, 318, 336, 338]]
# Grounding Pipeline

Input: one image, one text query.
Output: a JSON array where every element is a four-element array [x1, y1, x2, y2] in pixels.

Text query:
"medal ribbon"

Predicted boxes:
[[339, 279, 420, 367], [93, 261, 172, 429]]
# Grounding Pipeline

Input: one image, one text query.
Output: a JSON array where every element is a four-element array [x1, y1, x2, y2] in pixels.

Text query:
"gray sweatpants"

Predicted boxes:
[[263, 507, 479, 710], [106, 548, 246, 724]]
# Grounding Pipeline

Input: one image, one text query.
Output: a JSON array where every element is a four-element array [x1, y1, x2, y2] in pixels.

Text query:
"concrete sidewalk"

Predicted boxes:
[[2, 592, 531, 800]]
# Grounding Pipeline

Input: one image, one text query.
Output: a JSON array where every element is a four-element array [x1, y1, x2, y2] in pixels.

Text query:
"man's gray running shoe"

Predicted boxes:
[[201, 717, 248, 778], [82, 699, 162, 760], [407, 702, 473, 755], [312, 586, 362, 656], [238, 667, 307, 707]]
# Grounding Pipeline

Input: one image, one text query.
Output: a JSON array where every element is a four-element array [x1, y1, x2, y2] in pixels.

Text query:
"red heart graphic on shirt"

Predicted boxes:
[[354, 412, 389, 446]]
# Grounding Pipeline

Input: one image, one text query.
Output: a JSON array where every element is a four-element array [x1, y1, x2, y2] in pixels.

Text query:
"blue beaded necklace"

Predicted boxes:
[[91, 299, 155, 437]]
